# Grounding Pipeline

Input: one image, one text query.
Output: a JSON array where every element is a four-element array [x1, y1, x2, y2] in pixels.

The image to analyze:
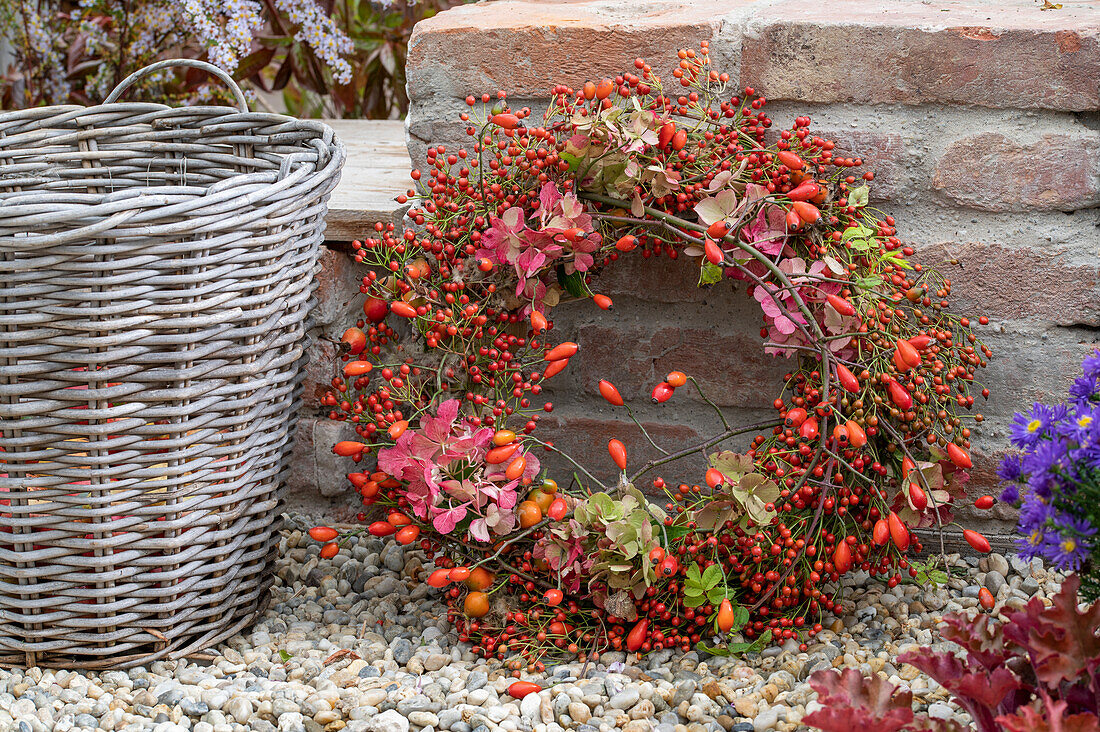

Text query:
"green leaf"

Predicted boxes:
[[841, 224, 874, 243], [278, 649, 292, 662], [686, 563, 702, 583], [559, 151, 581, 171], [708, 451, 754, 483], [701, 564, 723, 589], [684, 594, 706, 608], [848, 185, 869, 208], [683, 584, 705, 597], [734, 605, 749, 628], [698, 261, 724, 287], [707, 586, 727, 605], [856, 275, 884, 291], [590, 492, 616, 515], [557, 265, 590, 298], [883, 249, 914, 270], [661, 525, 691, 546]]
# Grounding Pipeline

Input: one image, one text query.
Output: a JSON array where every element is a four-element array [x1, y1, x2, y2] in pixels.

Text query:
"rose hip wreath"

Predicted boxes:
[[311, 43, 996, 668]]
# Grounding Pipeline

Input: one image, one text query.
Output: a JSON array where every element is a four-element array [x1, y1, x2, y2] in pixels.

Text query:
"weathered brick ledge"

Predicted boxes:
[[292, 0, 1100, 544], [406, 0, 1099, 111]]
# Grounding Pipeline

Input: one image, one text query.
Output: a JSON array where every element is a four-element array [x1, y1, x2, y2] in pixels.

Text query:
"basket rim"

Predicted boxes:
[[0, 105, 347, 244]]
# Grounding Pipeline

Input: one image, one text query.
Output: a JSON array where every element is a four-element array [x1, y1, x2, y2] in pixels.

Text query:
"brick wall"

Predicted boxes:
[[295, 0, 1100, 543]]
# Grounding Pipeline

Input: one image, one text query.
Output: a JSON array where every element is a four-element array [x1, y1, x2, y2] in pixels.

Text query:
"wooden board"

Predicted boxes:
[[323, 120, 411, 242]]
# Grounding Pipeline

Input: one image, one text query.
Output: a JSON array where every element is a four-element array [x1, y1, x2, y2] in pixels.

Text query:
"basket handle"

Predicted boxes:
[[104, 59, 250, 112]]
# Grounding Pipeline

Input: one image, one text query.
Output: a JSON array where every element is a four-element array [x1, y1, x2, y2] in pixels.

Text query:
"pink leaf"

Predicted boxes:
[[431, 503, 468, 534]]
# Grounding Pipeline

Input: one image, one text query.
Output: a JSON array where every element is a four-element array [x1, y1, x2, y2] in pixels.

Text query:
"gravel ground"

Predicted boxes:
[[0, 514, 1060, 732]]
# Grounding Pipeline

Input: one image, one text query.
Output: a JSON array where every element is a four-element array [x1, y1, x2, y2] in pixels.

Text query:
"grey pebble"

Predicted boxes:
[[179, 699, 209, 716], [390, 637, 414, 666], [157, 689, 186, 707], [609, 686, 639, 709], [985, 571, 1006, 595]]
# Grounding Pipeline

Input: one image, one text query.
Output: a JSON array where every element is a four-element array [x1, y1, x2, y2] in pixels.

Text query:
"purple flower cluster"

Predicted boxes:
[[999, 350, 1100, 570]]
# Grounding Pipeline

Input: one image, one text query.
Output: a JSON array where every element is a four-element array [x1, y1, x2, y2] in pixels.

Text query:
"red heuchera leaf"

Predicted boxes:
[[939, 612, 1011, 670], [997, 699, 1100, 732], [1002, 575, 1100, 687], [898, 647, 1021, 731], [803, 668, 914, 732]]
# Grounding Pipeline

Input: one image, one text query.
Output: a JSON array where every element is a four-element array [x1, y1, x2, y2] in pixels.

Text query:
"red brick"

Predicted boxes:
[[406, 0, 753, 101], [591, 251, 709, 304], [740, 0, 1100, 110], [570, 324, 789, 409], [538, 413, 705, 488], [914, 241, 1100, 326], [932, 133, 1100, 212], [810, 130, 907, 202]]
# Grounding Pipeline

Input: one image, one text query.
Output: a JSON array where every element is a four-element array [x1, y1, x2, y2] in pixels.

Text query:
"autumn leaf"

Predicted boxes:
[[939, 611, 1011, 670], [323, 648, 360, 666], [997, 702, 1098, 732], [804, 668, 914, 732], [708, 451, 754, 482], [899, 647, 1021, 723], [694, 189, 739, 226], [1002, 575, 1100, 687]]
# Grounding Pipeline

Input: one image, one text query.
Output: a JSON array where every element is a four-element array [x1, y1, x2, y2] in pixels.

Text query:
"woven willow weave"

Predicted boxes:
[[0, 61, 345, 669]]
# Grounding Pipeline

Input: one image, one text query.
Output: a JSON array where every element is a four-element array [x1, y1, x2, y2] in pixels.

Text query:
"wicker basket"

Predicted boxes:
[[0, 60, 344, 669]]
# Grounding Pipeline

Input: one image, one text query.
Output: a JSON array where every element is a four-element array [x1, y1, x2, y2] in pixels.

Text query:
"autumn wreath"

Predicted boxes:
[[310, 42, 996, 669]]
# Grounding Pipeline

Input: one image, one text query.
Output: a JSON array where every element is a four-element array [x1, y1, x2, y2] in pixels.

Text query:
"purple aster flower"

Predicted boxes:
[[1059, 404, 1100, 444], [1006, 350, 1100, 572], [1000, 483, 1020, 503], [1082, 349, 1100, 380], [1016, 528, 1047, 562], [1018, 494, 1054, 530], [1043, 514, 1096, 571], [1009, 403, 1060, 448], [997, 453, 1024, 502], [1077, 443, 1100, 473], [1069, 376, 1097, 406], [997, 452, 1024, 483], [1023, 440, 1067, 498]]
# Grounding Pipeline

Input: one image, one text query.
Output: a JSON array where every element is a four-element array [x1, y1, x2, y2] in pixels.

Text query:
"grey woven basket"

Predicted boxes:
[[0, 60, 344, 669]]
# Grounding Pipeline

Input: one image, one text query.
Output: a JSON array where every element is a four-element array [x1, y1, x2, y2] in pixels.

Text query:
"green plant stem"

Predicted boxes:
[[625, 404, 669, 456], [687, 376, 731, 431]]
